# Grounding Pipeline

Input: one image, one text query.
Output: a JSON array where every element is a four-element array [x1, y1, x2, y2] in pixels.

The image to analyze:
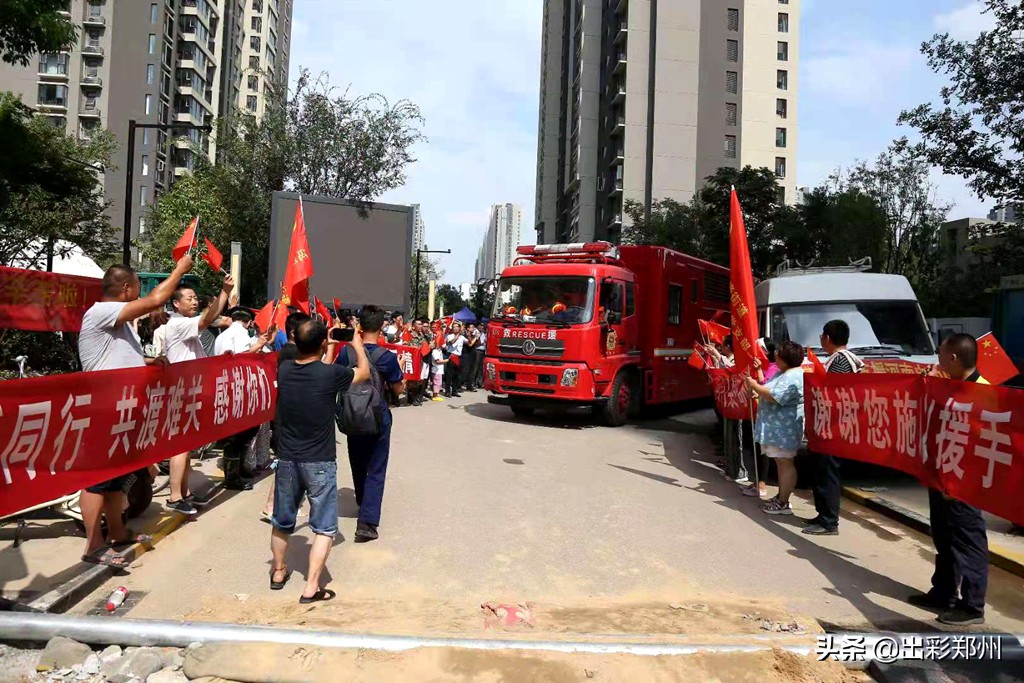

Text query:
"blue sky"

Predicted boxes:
[[290, 0, 995, 285]]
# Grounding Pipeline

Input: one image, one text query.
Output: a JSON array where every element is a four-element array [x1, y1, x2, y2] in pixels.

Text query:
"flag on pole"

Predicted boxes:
[[283, 199, 313, 314], [728, 188, 765, 371], [688, 348, 706, 370], [699, 319, 730, 345], [314, 296, 332, 324], [254, 300, 274, 334], [273, 299, 289, 332], [333, 297, 342, 316], [172, 217, 199, 261], [202, 236, 224, 272], [977, 332, 1018, 385], [807, 347, 827, 375]]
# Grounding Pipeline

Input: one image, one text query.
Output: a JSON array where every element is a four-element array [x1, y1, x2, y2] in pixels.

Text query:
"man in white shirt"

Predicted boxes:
[[214, 309, 271, 356], [161, 275, 234, 515], [77, 256, 193, 568]]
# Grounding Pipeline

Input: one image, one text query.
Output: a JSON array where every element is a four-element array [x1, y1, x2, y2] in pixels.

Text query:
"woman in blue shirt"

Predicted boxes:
[[744, 341, 805, 516]]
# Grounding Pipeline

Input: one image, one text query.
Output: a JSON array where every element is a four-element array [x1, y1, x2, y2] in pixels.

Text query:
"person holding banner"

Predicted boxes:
[[908, 333, 990, 626], [744, 342, 806, 515], [77, 257, 194, 568]]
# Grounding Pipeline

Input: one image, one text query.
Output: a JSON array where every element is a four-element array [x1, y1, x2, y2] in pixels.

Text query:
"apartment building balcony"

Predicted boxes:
[[82, 45, 104, 56], [612, 51, 627, 76], [610, 144, 624, 166], [82, 15, 106, 27], [610, 83, 626, 106], [610, 115, 625, 136], [37, 101, 67, 112], [614, 20, 627, 45], [608, 214, 623, 231], [80, 75, 103, 88], [37, 67, 69, 81], [614, 0, 628, 16], [78, 107, 102, 118]]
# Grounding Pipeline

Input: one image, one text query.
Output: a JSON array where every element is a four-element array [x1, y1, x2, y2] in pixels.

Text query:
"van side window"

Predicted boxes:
[[625, 283, 635, 316], [668, 284, 682, 325], [690, 280, 699, 304]]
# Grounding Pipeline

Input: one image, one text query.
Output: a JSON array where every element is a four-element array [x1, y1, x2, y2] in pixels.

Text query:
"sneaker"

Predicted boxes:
[[182, 493, 209, 507], [354, 521, 379, 543], [166, 499, 198, 516], [735, 476, 751, 485], [803, 516, 824, 526], [742, 485, 768, 499], [762, 498, 794, 515], [907, 592, 954, 612], [802, 524, 839, 536], [937, 607, 985, 626]]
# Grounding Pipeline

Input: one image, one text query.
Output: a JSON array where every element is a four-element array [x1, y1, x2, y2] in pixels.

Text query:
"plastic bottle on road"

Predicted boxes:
[[105, 586, 129, 612]]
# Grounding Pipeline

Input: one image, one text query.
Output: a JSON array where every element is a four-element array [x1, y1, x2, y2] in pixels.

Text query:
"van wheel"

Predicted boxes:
[[600, 371, 635, 427], [511, 405, 536, 418]]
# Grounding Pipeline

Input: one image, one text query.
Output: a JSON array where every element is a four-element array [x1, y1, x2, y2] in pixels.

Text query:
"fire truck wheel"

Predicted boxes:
[[600, 370, 636, 427], [511, 405, 536, 418]]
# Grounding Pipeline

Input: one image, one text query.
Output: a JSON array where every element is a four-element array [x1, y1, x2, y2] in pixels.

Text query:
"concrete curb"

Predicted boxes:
[[841, 486, 1024, 580]]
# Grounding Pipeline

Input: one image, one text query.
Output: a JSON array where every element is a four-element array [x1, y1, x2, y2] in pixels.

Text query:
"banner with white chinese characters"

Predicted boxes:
[[378, 342, 423, 382], [805, 373, 1024, 526], [0, 265, 103, 332], [0, 353, 278, 518], [708, 368, 756, 421]]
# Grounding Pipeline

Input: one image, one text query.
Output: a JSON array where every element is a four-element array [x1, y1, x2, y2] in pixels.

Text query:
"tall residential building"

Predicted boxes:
[[238, 0, 293, 117], [535, 0, 800, 245], [475, 203, 523, 280], [410, 203, 426, 255], [988, 203, 1021, 224], [0, 0, 292, 261]]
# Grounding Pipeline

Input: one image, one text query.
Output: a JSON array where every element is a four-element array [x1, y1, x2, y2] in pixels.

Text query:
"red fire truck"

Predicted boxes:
[[483, 242, 730, 425]]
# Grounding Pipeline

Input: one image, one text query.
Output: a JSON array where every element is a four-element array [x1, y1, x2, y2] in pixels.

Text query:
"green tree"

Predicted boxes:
[[0, 93, 116, 268], [0, 0, 77, 66], [899, 0, 1024, 206], [409, 253, 442, 317], [785, 187, 889, 268], [436, 284, 467, 318]]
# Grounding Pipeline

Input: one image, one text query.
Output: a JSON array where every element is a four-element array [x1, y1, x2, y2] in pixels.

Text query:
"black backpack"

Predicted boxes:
[[336, 345, 390, 436]]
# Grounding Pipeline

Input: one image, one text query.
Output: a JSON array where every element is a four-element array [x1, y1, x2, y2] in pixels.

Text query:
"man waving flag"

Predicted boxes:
[[729, 188, 765, 372], [283, 198, 313, 314]]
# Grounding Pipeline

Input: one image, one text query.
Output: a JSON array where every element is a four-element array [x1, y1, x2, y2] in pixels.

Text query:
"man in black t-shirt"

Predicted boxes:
[[269, 319, 369, 603]]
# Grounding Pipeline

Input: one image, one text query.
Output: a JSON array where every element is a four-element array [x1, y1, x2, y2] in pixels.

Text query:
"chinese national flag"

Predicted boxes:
[[273, 299, 289, 332], [333, 297, 342, 315], [202, 237, 223, 272], [254, 300, 274, 334], [419, 340, 430, 357], [314, 296, 332, 324], [688, 348, 706, 370], [172, 217, 199, 261], [807, 347, 827, 375], [977, 332, 1018, 385], [729, 189, 765, 371], [699, 319, 730, 345], [283, 201, 313, 314]]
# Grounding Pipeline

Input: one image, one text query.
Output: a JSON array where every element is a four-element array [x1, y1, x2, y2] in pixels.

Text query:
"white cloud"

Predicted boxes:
[[803, 41, 918, 110], [933, 1, 997, 40], [290, 0, 543, 284]]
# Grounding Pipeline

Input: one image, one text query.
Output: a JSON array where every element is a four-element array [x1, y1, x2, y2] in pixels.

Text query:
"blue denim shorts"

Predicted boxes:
[[271, 460, 338, 537]]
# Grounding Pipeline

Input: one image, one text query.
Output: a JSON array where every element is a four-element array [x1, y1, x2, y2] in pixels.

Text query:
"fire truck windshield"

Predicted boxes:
[[492, 276, 596, 325], [770, 301, 935, 356]]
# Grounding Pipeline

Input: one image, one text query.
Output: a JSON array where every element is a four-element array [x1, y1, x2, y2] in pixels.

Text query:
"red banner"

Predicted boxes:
[[708, 368, 756, 421], [337, 342, 424, 382], [0, 266, 103, 332], [0, 353, 278, 518], [805, 373, 1024, 526]]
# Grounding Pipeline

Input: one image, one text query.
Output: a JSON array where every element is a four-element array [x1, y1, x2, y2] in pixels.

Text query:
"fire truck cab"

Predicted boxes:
[[484, 242, 729, 425]]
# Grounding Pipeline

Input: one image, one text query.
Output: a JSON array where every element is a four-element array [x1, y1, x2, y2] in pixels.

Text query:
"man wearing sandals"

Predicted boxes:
[[77, 256, 194, 568], [270, 319, 369, 602]]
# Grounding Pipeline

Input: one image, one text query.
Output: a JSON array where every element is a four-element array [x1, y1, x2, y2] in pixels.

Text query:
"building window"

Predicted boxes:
[[38, 83, 68, 106], [777, 69, 788, 90], [726, 39, 739, 62], [38, 53, 69, 75], [727, 8, 739, 31], [779, 0, 788, 3], [776, 127, 787, 148], [778, 12, 789, 32], [251, 16, 262, 31], [726, 70, 738, 94], [141, 155, 150, 177], [86, 29, 101, 47], [246, 95, 258, 112], [252, 0, 262, 9], [776, 98, 787, 118], [88, 2, 101, 17], [248, 74, 259, 91], [83, 93, 97, 110], [145, 93, 152, 115], [776, 186, 786, 204], [148, 33, 156, 53], [140, 185, 149, 206], [725, 102, 737, 126], [777, 41, 788, 61], [249, 55, 259, 69], [667, 285, 683, 326], [146, 63, 154, 84], [250, 36, 261, 51], [724, 135, 737, 159], [150, 3, 158, 22], [142, 128, 151, 145], [775, 157, 787, 178]]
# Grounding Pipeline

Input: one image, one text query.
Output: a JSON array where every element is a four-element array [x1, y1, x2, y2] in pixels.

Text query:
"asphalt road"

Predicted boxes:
[[75, 393, 1024, 640]]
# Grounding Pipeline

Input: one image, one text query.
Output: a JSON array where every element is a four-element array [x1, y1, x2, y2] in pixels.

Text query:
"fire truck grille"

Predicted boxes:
[[497, 338, 565, 358]]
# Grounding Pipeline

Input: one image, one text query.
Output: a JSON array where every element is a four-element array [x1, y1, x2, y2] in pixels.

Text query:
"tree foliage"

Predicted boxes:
[[0, 0, 77, 66], [0, 93, 116, 268], [409, 253, 442, 317], [899, 0, 1024, 206], [435, 284, 467, 319]]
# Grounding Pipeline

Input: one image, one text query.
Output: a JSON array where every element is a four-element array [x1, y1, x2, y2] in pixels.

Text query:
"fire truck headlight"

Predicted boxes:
[[486, 362, 497, 381], [561, 368, 579, 387]]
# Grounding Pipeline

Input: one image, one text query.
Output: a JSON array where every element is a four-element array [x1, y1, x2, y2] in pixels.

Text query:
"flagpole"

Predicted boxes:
[[186, 217, 200, 258]]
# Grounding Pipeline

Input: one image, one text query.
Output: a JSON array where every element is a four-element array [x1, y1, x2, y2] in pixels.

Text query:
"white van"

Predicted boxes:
[[754, 264, 937, 365]]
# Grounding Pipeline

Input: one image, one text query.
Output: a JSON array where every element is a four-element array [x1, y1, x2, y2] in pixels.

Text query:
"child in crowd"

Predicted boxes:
[[430, 337, 447, 401]]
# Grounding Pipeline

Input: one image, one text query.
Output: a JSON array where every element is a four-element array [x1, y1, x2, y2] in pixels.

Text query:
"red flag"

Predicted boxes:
[[977, 332, 1018, 385], [283, 200, 313, 314], [273, 300, 289, 332], [172, 217, 199, 261], [729, 189, 764, 371], [202, 236, 223, 272], [807, 348, 827, 375], [419, 340, 430, 357], [314, 296, 332, 324], [254, 300, 274, 334], [699, 319, 730, 345], [333, 297, 342, 315], [688, 349, 706, 370]]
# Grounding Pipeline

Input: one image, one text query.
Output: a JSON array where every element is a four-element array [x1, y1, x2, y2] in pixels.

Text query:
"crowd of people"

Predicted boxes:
[[706, 320, 991, 628]]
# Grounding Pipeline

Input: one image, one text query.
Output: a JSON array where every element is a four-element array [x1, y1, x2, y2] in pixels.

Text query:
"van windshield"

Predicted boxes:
[[492, 277, 595, 325], [770, 301, 935, 356]]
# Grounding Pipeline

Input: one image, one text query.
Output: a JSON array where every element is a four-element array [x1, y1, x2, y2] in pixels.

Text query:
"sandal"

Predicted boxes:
[[299, 588, 336, 604], [270, 565, 291, 590], [109, 532, 154, 550], [81, 546, 129, 569]]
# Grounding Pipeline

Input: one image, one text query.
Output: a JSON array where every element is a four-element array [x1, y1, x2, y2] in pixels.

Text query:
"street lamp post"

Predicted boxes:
[[122, 118, 213, 265], [414, 247, 450, 319]]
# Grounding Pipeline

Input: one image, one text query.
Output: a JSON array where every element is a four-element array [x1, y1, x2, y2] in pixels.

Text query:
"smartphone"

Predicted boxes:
[[331, 327, 355, 342]]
